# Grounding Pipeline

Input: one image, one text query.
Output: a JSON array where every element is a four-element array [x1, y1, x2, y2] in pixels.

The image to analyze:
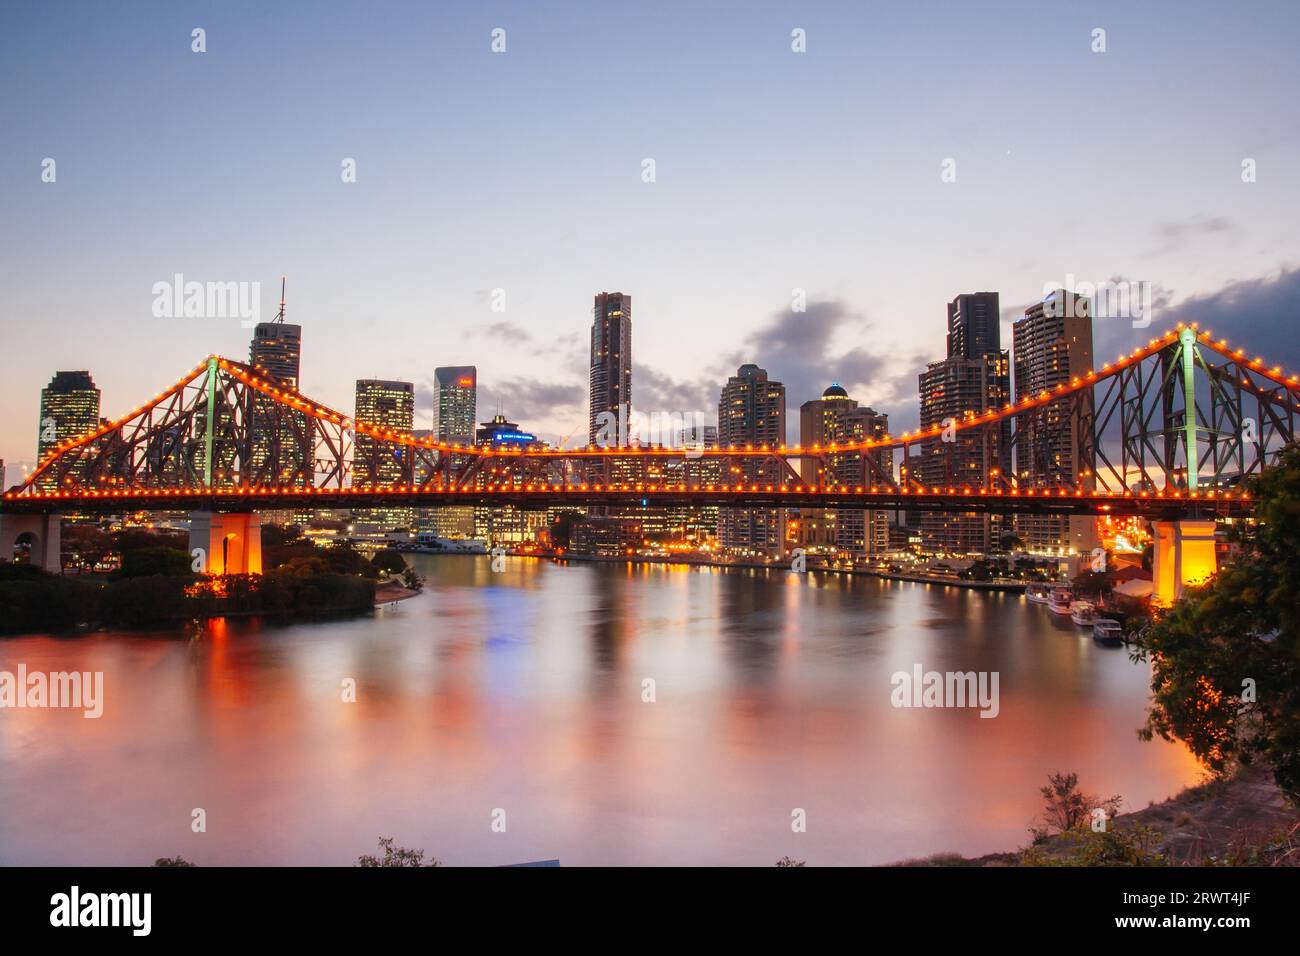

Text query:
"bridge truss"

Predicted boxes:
[[3, 325, 1295, 520]]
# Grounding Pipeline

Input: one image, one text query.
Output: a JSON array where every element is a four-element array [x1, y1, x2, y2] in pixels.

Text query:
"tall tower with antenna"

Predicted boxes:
[[251, 276, 299, 385], [248, 276, 306, 489]]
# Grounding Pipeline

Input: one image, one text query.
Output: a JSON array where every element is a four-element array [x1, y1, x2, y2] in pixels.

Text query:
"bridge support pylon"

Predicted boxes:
[[0, 512, 62, 570], [189, 511, 262, 575], [1151, 519, 1217, 604]]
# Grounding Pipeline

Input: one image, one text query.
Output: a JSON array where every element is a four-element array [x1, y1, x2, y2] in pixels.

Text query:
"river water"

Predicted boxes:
[[0, 555, 1201, 866]]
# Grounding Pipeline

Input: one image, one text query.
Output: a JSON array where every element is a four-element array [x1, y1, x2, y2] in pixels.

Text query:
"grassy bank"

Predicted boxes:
[[895, 764, 1300, 867]]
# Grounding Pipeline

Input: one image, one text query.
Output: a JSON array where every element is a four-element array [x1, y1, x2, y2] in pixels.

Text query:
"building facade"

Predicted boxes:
[[798, 384, 890, 556], [248, 320, 305, 487], [915, 293, 1012, 554], [430, 366, 477, 537], [718, 364, 786, 555], [353, 379, 415, 530], [36, 371, 100, 491], [588, 292, 632, 445], [1011, 289, 1097, 554]]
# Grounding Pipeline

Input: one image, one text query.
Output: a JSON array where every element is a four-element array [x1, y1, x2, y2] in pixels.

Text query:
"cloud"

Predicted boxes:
[[634, 299, 930, 442], [1145, 214, 1236, 257], [1092, 266, 1300, 369], [730, 300, 929, 432], [414, 372, 586, 435]]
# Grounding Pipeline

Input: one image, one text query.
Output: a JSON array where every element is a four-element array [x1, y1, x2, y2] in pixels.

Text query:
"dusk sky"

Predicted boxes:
[[2, 0, 1298, 478]]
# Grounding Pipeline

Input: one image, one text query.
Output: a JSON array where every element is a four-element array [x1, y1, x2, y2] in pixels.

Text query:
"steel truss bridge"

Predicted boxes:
[[2, 324, 1297, 522]]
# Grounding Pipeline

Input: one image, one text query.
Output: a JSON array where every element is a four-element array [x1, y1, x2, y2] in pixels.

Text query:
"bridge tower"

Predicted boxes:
[[1150, 518, 1217, 604], [188, 512, 263, 575], [0, 512, 62, 571]]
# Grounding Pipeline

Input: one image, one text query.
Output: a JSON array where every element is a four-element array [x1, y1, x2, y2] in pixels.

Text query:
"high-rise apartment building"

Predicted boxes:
[[248, 316, 305, 487], [799, 385, 890, 556], [431, 366, 478, 538], [1012, 289, 1097, 554], [718, 364, 786, 555], [353, 379, 415, 531], [947, 292, 1002, 361], [36, 371, 100, 491], [916, 356, 1009, 552], [434, 366, 477, 444], [666, 424, 720, 543], [588, 292, 632, 445], [250, 322, 302, 387], [915, 293, 1012, 553]]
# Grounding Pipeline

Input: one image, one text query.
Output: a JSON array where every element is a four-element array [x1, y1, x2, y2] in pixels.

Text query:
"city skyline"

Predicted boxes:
[[3, 1, 1299, 474]]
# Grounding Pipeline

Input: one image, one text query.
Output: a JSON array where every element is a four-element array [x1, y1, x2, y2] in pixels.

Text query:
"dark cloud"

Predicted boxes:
[[483, 320, 529, 342], [414, 372, 585, 435], [635, 299, 930, 442], [1093, 266, 1300, 370], [635, 365, 718, 415], [484, 378, 585, 413]]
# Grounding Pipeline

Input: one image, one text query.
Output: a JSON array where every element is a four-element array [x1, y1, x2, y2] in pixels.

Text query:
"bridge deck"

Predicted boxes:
[[0, 486, 1251, 519]]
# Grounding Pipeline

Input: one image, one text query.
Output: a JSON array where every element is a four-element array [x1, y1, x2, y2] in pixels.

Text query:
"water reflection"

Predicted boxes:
[[0, 555, 1202, 866]]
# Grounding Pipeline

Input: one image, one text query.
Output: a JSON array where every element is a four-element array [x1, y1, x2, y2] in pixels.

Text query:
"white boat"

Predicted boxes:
[[1092, 619, 1125, 646], [1026, 584, 1052, 604], [412, 535, 489, 554], [1070, 601, 1099, 627], [1048, 587, 1074, 615]]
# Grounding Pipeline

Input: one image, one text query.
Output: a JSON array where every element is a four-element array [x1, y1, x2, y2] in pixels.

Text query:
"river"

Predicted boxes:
[[0, 555, 1201, 866]]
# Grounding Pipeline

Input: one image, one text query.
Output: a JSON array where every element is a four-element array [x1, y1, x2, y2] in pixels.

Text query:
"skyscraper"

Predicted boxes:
[[799, 385, 890, 556], [430, 366, 478, 537], [947, 292, 1002, 361], [718, 364, 786, 555], [916, 356, 1009, 552], [1012, 289, 1097, 554], [248, 306, 305, 487], [668, 424, 720, 543], [36, 371, 100, 491], [588, 292, 632, 445], [434, 366, 477, 444], [250, 323, 302, 387], [353, 379, 415, 531], [915, 292, 1012, 554]]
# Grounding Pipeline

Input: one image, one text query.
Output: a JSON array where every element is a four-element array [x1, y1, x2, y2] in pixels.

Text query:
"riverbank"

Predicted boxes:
[[0, 568, 376, 634], [547, 552, 1029, 592], [374, 581, 421, 605], [897, 764, 1300, 866]]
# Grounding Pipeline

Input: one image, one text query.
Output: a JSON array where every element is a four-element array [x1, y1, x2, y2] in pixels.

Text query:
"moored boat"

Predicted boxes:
[[1070, 601, 1099, 627], [1048, 587, 1074, 615], [1092, 619, 1125, 646], [1026, 584, 1052, 604]]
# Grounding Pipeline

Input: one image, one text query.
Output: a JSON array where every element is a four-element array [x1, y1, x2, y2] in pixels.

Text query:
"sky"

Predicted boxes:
[[2, 0, 1298, 478]]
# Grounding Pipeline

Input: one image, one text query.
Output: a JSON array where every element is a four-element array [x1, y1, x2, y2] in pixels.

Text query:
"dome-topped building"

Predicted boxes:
[[822, 383, 850, 399]]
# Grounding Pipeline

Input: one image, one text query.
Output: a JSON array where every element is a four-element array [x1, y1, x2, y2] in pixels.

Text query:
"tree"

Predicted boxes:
[[61, 524, 112, 571], [116, 546, 192, 579], [356, 837, 440, 867], [1133, 445, 1300, 802], [153, 856, 195, 867], [775, 856, 806, 867], [370, 549, 408, 576], [998, 532, 1024, 553], [1033, 772, 1121, 838], [1071, 569, 1110, 600]]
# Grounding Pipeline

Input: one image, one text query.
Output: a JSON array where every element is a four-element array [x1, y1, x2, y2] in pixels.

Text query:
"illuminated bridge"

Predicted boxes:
[[2, 323, 1296, 600]]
